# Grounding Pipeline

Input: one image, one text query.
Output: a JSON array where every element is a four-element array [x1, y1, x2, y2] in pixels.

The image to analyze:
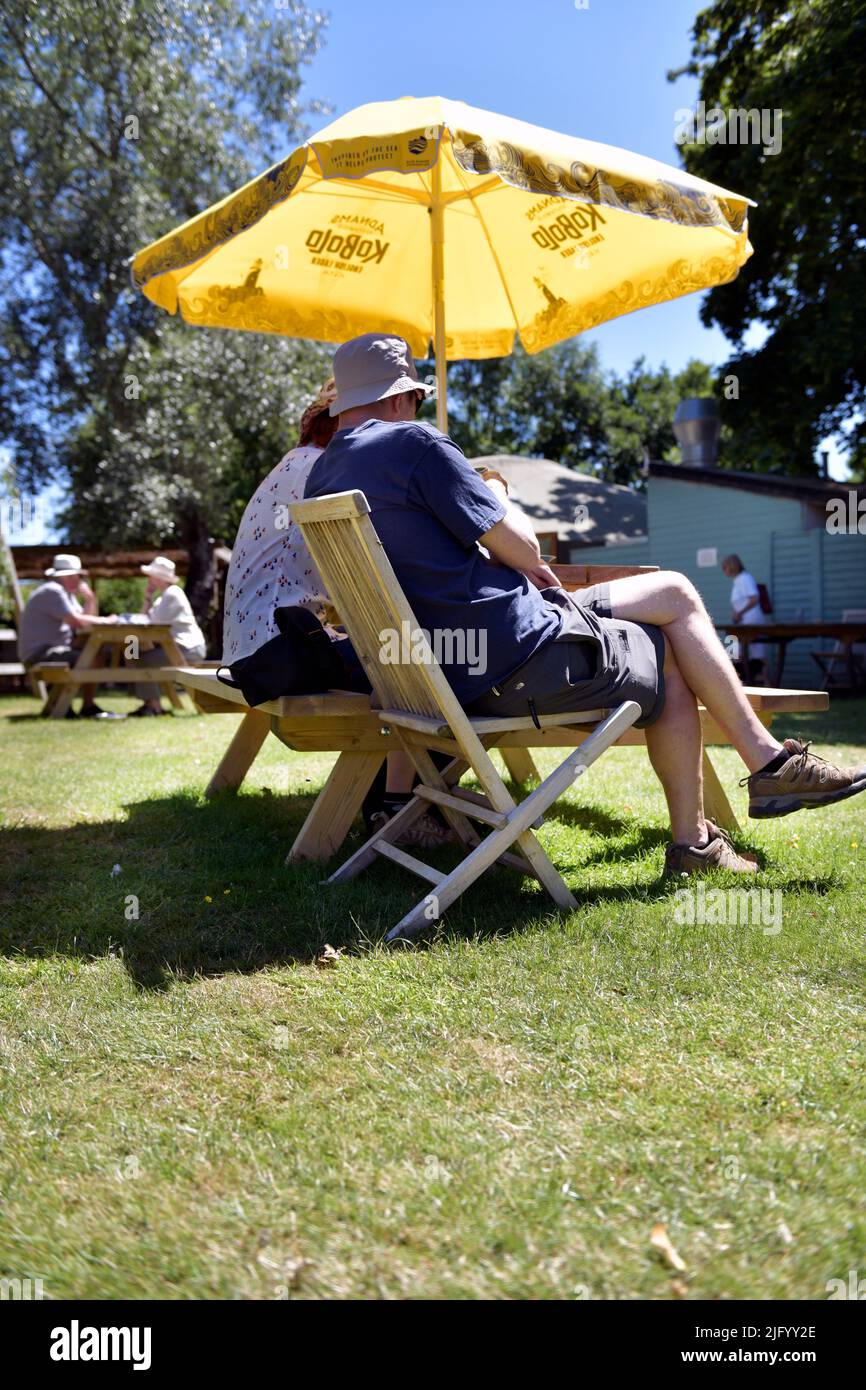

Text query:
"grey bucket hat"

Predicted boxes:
[[329, 333, 436, 417]]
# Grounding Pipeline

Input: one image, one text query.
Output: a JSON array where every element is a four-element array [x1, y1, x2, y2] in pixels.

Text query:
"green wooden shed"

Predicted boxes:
[[570, 463, 866, 688]]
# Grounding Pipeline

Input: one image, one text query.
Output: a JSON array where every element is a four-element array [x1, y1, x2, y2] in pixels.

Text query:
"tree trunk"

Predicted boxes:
[[178, 504, 216, 639]]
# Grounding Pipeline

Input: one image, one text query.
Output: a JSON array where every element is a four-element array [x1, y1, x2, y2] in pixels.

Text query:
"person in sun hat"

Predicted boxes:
[[18, 553, 123, 719], [127, 555, 206, 717], [306, 332, 866, 876]]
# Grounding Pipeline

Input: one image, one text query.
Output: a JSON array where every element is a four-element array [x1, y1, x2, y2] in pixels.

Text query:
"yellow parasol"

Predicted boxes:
[[132, 95, 753, 431]]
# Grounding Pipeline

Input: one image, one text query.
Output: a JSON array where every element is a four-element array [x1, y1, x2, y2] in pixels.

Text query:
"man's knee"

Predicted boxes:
[[659, 571, 704, 619]]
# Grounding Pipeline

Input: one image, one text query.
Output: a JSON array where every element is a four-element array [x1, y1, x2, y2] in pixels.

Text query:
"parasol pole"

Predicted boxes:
[[430, 150, 448, 433]]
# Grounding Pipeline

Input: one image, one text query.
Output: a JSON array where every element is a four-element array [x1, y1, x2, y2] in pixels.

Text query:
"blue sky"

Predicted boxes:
[[4, 0, 845, 544]]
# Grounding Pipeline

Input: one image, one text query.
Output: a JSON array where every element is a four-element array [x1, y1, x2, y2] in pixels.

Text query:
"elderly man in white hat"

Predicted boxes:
[[128, 556, 206, 716], [18, 553, 122, 718]]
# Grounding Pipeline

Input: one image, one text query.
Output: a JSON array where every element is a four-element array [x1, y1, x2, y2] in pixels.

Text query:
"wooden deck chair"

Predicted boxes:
[[291, 491, 641, 943]]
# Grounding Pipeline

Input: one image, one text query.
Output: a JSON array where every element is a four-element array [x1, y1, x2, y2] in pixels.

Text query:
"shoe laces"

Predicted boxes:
[[739, 740, 817, 788], [706, 820, 734, 849]]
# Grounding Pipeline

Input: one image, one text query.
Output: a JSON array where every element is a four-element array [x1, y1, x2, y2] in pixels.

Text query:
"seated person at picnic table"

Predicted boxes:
[[305, 333, 866, 876], [223, 378, 450, 847], [17, 553, 122, 719], [128, 556, 207, 717]]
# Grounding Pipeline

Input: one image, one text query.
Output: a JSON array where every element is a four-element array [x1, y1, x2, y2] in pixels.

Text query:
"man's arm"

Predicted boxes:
[[477, 478, 558, 589], [76, 580, 99, 616], [733, 592, 760, 622]]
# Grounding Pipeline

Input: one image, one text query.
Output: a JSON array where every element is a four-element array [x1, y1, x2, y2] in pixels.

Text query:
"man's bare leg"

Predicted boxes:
[[643, 635, 706, 845], [599, 573, 782, 774]]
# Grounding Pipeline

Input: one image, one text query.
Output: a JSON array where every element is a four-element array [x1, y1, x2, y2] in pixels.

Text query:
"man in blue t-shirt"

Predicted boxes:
[[305, 334, 866, 876]]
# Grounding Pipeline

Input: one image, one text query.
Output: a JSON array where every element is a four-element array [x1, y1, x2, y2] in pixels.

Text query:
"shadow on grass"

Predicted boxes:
[[0, 784, 844, 991]]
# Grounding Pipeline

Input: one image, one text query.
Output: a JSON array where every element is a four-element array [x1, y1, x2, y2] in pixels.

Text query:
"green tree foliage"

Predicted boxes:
[[61, 329, 332, 613], [0, 0, 328, 612], [446, 343, 726, 484], [670, 0, 866, 475]]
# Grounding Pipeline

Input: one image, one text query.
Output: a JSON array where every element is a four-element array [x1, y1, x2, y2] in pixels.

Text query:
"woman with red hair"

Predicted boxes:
[[223, 378, 448, 848]]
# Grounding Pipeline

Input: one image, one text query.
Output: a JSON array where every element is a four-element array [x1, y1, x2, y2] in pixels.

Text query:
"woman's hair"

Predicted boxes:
[[297, 377, 338, 449]]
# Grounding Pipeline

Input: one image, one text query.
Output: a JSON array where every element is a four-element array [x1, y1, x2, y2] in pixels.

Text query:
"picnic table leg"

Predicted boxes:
[[701, 749, 740, 832], [49, 632, 102, 719], [287, 751, 385, 863], [160, 635, 188, 711], [205, 709, 271, 797], [500, 747, 540, 785]]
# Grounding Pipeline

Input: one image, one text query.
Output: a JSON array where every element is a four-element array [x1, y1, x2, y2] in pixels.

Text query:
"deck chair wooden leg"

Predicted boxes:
[[205, 709, 271, 797], [287, 751, 384, 863], [325, 787, 449, 883], [500, 748, 540, 785], [395, 738, 481, 850], [326, 754, 471, 885], [386, 702, 641, 941], [701, 750, 739, 832]]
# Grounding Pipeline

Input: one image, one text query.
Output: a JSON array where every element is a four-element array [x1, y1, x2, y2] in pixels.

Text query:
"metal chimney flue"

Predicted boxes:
[[673, 398, 720, 468]]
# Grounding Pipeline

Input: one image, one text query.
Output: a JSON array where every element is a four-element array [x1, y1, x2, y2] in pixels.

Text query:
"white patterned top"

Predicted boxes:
[[223, 445, 328, 662]]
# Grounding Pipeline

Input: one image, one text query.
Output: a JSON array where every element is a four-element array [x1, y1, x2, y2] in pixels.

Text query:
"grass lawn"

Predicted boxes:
[[1, 689, 865, 1300]]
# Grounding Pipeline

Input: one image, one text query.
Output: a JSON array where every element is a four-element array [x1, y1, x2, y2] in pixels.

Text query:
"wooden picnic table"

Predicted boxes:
[[719, 621, 866, 689], [172, 669, 828, 860], [37, 621, 190, 718], [169, 562, 830, 861]]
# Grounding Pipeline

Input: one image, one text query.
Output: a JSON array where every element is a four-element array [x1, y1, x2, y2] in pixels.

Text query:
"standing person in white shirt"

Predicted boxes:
[[722, 554, 768, 685], [129, 556, 206, 716]]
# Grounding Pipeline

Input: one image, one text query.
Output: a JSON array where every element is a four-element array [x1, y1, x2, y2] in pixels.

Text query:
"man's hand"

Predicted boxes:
[[76, 578, 98, 616], [478, 467, 508, 495], [524, 561, 559, 590]]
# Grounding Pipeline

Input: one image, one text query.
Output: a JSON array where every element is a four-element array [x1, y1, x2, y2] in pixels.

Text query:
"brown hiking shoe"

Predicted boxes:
[[742, 739, 866, 819], [664, 820, 758, 878]]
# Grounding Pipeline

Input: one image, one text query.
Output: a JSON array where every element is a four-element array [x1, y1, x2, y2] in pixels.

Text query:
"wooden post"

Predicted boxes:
[[430, 154, 448, 433]]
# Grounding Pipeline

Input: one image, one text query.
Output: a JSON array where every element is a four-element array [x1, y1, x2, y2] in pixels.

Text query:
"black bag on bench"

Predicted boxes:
[[217, 606, 370, 706]]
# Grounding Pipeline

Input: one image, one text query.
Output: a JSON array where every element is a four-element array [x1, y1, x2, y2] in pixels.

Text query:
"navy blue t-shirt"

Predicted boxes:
[[304, 419, 561, 701]]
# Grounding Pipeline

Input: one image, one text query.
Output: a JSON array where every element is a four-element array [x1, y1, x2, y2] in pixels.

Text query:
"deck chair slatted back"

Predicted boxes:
[[293, 491, 479, 742]]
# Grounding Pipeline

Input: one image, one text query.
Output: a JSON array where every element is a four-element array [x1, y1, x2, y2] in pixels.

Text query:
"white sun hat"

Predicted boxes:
[[140, 556, 178, 581], [44, 553, 88, 577]]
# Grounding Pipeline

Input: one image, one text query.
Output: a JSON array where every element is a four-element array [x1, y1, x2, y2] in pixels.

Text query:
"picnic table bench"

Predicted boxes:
[[170, 558, 829, 862], [32, 621, 193, 718]]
